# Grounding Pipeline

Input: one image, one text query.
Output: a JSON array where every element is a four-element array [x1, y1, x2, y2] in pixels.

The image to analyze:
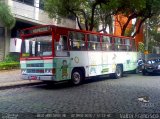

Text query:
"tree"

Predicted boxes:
[[0, 1, 15, 29], [115, 0, 160, 37], [138, 42, 145, 53], [144, 15, 160, 53], [44, 0, 160, 37], [44, 0, 119, 32]]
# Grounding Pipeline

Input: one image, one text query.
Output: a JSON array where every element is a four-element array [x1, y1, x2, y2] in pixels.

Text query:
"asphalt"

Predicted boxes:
[[0, 69, 42, 90]]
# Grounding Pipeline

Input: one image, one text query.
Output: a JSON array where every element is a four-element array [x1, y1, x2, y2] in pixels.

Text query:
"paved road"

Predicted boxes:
[[0, 73, 160, 118], [0, 70, 21, 83]]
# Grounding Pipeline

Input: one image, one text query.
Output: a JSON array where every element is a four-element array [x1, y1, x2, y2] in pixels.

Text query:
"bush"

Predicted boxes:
[[0, 53, 20, 70], [0, 62, 20, 70], [3, 53, 20, 62], [138, 42, 145, 53]]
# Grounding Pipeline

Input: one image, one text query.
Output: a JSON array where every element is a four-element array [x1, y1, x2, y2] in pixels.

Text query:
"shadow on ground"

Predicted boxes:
[[33, 74, 129, 90]]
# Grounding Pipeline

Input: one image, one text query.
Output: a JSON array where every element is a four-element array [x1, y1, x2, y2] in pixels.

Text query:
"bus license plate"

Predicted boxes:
[[29, 76, 37, 80]]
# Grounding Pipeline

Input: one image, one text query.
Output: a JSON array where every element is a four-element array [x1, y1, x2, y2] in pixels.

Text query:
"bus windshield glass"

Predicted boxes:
[[21, 36, 52, 57]]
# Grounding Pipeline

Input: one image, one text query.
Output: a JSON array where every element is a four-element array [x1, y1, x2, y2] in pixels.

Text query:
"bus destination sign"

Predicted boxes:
[[21, 26, 51, 35]]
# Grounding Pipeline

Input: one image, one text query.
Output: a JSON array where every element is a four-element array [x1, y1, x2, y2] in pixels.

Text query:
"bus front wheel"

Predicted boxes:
[[110, 65, 123, 79], [71, 69, 83, 85]]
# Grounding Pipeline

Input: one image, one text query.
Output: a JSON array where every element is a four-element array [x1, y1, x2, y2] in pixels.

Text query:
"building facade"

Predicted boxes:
[[0, 0, 76, 61]]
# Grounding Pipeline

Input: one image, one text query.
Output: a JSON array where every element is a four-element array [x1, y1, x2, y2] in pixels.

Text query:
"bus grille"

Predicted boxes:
[[26, 63, 44, 67]]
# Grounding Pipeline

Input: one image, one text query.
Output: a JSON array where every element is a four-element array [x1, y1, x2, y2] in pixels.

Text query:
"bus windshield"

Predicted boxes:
[[21, 36, 52, 57]]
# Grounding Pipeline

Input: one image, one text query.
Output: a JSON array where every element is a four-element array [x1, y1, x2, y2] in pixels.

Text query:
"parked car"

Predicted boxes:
[[142, 58, 160, 75]]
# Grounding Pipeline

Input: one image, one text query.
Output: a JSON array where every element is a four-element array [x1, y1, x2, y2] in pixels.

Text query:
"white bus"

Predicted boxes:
[[20, 25, 138, 85]]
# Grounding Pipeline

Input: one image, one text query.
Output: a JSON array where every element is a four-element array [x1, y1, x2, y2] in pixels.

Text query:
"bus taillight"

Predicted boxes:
[[44, 69, 56, 74], [52, 69, 56, 74]]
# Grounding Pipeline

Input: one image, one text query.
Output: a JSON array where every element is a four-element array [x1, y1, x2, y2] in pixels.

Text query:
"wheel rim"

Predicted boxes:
[[116, 67, 122, 77], [72, 72, 81, 84]]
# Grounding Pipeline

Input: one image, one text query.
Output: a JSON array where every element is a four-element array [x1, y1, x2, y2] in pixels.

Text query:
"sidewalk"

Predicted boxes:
[[0, 69, 42, 89]]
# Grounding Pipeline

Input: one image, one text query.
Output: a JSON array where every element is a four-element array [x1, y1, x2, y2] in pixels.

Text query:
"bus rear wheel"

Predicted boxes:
[[71, 69, 83, 85], [111, 65, 123, 79]]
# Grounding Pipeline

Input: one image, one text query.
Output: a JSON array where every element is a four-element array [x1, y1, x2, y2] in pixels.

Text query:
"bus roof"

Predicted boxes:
[[20, 25, 133, 39]]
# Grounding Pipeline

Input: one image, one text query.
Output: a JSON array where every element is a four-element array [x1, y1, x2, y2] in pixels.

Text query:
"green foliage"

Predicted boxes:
[[148, 40, 158, 53], [44, 0, 160, 37], [148, 15, 160, 42], [0, 2, 15, 29], [3, 54, 20, 62], [0, 62, 19, 70], [138, 42, 145, 53], [144, 15, 160, 52], [154, 33, 160, 42], [117, 0, 160, 37], [44, 0, 118, 31], [0, 54, 20, 70]]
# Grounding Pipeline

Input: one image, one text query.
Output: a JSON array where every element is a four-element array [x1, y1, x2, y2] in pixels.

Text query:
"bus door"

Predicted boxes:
[[54, 35, 71, 80]]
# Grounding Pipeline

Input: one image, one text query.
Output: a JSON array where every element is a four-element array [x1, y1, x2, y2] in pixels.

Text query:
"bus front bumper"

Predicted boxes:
[[21, 74, 56, 81]]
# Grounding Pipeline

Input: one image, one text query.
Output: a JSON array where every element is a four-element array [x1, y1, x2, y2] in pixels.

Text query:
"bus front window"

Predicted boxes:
[[21, 36, 52, 57]]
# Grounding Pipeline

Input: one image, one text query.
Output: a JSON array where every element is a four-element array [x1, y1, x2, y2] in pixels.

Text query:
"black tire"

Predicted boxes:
[[111, 65, 123, 79], [71, 69, 83, 85], [142, 69, 147, 76]]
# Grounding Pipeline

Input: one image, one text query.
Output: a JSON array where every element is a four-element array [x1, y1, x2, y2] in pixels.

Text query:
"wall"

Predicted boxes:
[[7, 0, 76, 28]]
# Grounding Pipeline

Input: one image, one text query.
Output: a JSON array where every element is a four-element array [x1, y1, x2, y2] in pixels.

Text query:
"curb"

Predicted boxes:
[[0, 81, 43, 90]]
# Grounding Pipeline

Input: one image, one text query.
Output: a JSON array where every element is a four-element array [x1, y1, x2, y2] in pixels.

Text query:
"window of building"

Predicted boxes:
[[88, 34, 101, 50], [39, 0, 44, 9], [14, 0, 34, 6], [69, 31, 85, 50]]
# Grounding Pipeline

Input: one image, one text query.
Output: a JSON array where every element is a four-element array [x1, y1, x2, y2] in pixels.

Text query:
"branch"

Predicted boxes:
[[121, 13, 137, 36], [79, 9, 88, 30], [115, 15, 123, 31], [132, 18, 147, 38], [89, 2, 99, 31], [98, 27, 108, 33], [65, 7, 83, 30]]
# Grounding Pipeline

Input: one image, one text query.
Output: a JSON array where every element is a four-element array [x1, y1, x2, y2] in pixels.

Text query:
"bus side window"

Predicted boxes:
[[115, 38, 122, 51], [131, 39, 136, 51], [124, 39, 131, 51], [60, 36, 68, 50], [77, 32, 85, 50], [69, 31, 85, 50], [110, 37, 115, 51], [88, 34, 100, 51], [56, 35, 68, 51], [102, 36, 111, 51]]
